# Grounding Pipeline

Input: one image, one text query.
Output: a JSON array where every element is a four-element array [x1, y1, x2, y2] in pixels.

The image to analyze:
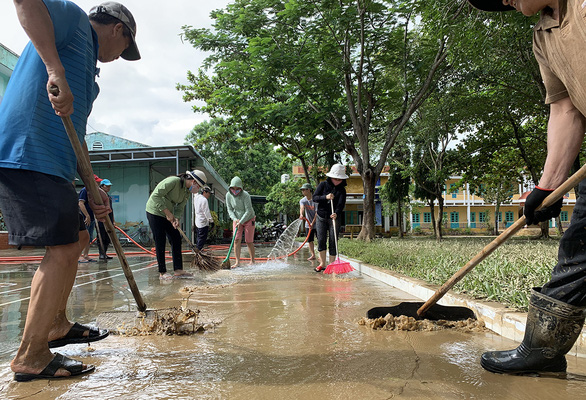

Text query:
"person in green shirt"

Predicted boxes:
[[226, 176, 256, 267], [146, 170, 207, 279]]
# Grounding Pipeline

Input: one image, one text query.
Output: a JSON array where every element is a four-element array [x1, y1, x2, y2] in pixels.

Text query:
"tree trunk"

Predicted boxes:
[[435, 195, 444, 242], [494, 202, 500, 236], [429, 200, 437, 238], [357, 171, 377, 241], [397, 198, 404, 238], [539, 221, 550, 238]]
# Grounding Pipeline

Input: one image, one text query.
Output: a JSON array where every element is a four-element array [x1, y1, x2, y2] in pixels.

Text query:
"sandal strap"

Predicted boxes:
[[40, 353, 83, 376], [64, 322, 100, 339]]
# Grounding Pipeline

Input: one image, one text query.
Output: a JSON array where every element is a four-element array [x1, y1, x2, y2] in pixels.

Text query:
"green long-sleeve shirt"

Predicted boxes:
[[226, 191, 255, 223], [145, 176, 190, 219]]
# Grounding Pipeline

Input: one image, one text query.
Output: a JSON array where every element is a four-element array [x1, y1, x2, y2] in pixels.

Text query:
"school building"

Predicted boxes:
[[410, 177, 576, 234]]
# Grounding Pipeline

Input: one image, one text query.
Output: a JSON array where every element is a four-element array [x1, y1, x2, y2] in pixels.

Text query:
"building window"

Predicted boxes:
[[561, 211, 569, 222], [450, 212, 459, 223], [413, 213, 420, 223], [470, 212, 476, 223], [423, 212, 431, 223], [479, 212, 488, 223], [450, 183, 458, 199], [505, 211, 514, 222], [346, 211, 359, 225], [497, 212, 502, 222], [92, 141, 104, 150]]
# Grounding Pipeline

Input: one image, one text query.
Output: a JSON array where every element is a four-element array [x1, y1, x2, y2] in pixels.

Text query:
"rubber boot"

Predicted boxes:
[[481, 287, 585, 376]]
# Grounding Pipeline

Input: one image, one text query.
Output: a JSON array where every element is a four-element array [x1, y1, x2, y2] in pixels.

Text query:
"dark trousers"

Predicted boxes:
[[195, 225, 209, 250], [542, 180, 586, 307], [315, 214, 340, 256], [146, 212, 182, 274], [96, 221, 110, 256]]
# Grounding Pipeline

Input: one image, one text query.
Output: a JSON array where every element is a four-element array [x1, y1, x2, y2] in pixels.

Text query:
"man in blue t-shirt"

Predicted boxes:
[[78, 186, 96, 262], [0, 0, 140, 382]]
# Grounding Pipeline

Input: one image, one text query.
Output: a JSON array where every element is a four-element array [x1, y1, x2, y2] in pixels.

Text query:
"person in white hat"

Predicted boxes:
[[146, 170, 207, 280], [312, 164, 348, 272], [0, 0, 140, 381]]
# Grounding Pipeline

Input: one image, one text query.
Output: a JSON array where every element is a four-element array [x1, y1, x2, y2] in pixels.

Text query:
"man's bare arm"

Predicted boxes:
[[13, 0, 73, 116], [539, 97, 586, 189]]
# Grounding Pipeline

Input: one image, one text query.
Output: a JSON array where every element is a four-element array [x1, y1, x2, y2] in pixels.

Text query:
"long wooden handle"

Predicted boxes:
[[417, 163, 586, 317], [177, 226, 198, 253], [331, 198, 339, 259], [50, 86, 147, 312]]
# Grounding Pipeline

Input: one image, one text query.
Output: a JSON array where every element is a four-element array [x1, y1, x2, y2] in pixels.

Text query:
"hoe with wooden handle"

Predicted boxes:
[[49, 85, 147, 312]]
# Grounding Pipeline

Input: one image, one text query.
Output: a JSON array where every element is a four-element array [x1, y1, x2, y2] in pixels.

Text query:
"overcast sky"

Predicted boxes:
[[0, 0, 231, 147]]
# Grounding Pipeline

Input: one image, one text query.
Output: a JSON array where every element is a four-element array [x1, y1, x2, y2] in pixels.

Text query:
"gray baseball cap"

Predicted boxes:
[[89, 2, 141, 61]]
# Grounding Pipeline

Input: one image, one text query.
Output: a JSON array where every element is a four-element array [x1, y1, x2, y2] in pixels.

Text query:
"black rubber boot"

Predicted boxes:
[[481, 287, 585, 376]]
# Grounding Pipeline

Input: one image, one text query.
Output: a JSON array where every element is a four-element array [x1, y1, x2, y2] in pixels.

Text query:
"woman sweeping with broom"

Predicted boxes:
[[146, 170, 207, 280], [313, 164, 348, 273]]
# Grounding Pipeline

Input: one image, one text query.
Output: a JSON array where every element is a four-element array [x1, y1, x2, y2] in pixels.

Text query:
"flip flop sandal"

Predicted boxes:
[[48, 322, 109, 348], [78, 259, 90, 263], [159, 273, 174, 280], [314, 266, 325, 272], [14, 352, 95, 382]]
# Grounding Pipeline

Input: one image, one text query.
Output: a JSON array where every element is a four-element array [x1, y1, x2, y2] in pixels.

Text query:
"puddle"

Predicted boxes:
[[2, 246, 586, 399]]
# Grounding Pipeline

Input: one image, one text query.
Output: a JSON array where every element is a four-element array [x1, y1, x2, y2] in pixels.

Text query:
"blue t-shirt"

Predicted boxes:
[[78, 187, 94, 221], [0, 0, 100, 181]]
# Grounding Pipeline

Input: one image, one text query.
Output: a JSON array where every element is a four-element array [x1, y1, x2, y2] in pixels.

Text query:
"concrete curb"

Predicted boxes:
[[340, 254, 586, 359]]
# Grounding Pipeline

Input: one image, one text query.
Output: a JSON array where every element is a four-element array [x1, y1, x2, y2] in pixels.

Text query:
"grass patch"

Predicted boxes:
[[338, 236, 558, 311]]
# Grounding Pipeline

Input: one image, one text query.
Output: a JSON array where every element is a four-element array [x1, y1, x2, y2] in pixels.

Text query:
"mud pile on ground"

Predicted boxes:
[[358, 313, 487, 333], [116, 307, 219, 336]]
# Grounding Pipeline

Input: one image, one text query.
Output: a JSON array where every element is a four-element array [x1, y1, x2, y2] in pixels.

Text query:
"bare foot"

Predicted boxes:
[[231, 263, 240, 269], [249, 259, 255, 265], [307, 255, 316, 261]]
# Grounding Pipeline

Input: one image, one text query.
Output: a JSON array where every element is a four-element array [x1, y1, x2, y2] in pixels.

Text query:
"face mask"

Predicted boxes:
[[230, 188, 242, 196], [190, 183, 200, 193]]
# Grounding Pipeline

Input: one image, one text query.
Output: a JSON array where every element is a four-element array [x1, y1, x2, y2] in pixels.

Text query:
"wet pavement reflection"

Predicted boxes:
[[2, 246, 586, 399]]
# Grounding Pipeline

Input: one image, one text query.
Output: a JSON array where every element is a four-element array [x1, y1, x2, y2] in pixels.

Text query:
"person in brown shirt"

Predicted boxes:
[[468, 0, 586, 376]]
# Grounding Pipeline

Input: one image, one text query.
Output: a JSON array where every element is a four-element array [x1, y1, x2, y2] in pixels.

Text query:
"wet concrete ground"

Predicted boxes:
[[2, 246, 586, 399]]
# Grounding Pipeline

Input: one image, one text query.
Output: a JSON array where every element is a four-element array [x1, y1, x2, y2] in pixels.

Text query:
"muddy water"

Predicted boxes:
[[2, 247, 586, 399]]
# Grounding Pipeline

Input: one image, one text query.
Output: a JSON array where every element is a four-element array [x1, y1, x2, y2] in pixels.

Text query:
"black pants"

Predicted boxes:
[[96, 221, 110, 257], [315, 214, 340, 256], [195, 225, 209, 250], [542, 179, 586, 307], [146, 212, 182, 274]]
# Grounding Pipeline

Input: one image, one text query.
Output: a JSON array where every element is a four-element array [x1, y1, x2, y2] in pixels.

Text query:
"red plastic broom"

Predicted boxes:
[[324, 199, 354, 274]]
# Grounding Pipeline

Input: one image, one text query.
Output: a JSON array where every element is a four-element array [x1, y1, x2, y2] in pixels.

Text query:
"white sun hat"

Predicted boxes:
[[325, 164, 348, 180]]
